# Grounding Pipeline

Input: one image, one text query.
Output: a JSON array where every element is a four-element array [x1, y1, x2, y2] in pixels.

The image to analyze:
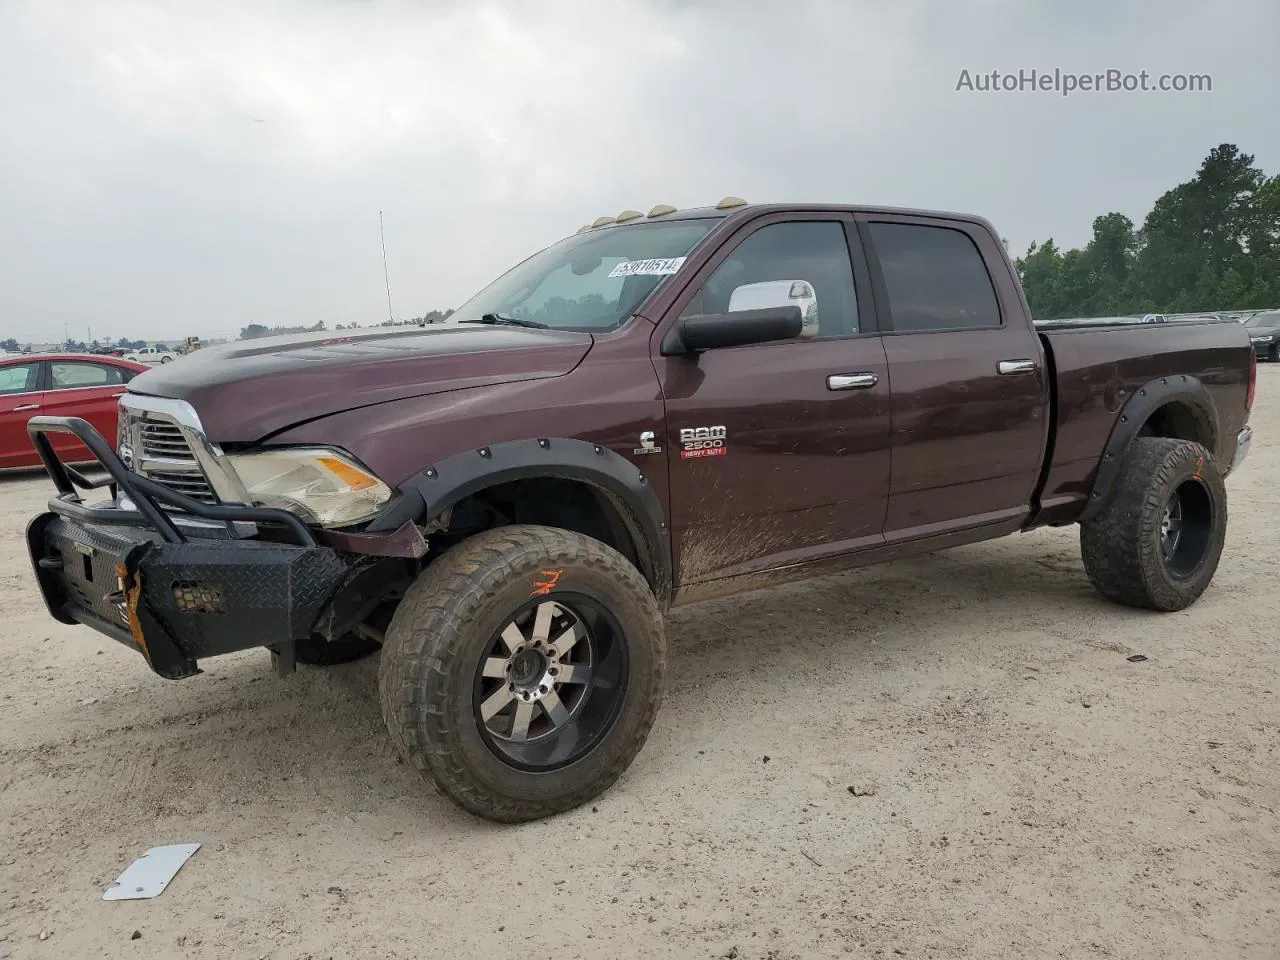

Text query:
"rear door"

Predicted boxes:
[[42, 360, 134, 461], [0, 361, 44, 467], [857, 214, 1049, 540], [655, 213, 891, 583]]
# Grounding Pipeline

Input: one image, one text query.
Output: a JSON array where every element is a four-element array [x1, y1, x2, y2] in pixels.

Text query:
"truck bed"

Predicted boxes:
[[1033, 314, 1253, 525]]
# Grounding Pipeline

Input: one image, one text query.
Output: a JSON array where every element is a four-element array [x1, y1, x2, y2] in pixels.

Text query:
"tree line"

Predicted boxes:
[[1, 336, 153, 353], [238, 309, 454, 339], [1016, 143, 1280, 320]]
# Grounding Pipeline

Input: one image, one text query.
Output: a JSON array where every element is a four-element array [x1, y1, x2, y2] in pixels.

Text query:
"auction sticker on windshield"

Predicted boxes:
[[608, 257, 687, 278]]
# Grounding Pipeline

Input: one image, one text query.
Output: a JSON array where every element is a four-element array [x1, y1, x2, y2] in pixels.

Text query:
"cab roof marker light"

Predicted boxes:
[[616, 209, 644, 222], [647, 204, 677, 217], [575, 224, 591, 234], [716, 196, 747, 209], [590, 216, 617, 229]]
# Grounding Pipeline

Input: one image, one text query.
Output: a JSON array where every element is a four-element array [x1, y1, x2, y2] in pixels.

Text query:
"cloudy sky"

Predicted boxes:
[[1, 0, 1276, 344]]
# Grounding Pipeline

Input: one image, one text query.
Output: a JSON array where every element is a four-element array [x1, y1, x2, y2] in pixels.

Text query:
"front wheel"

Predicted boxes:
[[378, 525, 665, 822], [1080, 437, 1227, 611]]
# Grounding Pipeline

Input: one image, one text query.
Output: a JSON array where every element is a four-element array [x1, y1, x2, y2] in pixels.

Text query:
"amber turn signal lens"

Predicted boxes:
[[317, 456, 379, 490]]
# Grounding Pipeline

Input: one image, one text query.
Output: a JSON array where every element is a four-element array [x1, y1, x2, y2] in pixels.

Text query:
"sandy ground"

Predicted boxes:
[[1, 369, 1277, 960]]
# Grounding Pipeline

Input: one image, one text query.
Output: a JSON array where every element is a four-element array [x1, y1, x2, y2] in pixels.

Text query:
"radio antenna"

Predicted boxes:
[[380, 210, 395, 324]]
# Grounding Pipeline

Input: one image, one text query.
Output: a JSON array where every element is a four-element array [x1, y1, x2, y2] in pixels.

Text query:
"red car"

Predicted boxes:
[[0, 354, 149, 468]]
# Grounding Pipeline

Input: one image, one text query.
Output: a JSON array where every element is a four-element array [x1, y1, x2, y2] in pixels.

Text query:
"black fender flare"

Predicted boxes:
[[366, 438, 671, 606], [1079, 374, 1221, 522]]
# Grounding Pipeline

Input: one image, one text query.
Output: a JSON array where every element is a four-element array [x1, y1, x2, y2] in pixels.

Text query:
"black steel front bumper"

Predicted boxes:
[[25, 416, 351, 679]]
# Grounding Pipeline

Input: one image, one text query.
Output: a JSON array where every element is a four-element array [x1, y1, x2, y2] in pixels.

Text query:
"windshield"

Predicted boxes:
[[448, 219, 717, 331], [1245, 311, 1279, 326]]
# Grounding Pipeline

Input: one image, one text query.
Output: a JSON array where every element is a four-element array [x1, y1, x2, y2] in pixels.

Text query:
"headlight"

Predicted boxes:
[[1253, 335, 1274, 343], [223, 448, 392, 528]]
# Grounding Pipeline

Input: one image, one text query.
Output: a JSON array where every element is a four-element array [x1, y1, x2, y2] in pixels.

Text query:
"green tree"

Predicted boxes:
[[1134, 143, 1266, 308], [1018, 143, 1280, 319]]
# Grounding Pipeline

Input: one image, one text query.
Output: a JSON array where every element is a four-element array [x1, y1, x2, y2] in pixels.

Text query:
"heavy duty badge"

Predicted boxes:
[[679, 425, 727, 459]]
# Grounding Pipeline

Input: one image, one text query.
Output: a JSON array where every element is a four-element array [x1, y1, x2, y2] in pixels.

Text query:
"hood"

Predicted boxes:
[[128, 324, 594, 441]]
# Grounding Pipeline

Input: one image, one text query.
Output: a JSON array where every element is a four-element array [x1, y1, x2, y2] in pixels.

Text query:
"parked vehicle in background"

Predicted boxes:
[[123, 345, 178, 365], [1244, 310, 1280, 360], [1, 354, 147, 468], [1047, 314, 1165, 326], [23, 199, 1256, 823]]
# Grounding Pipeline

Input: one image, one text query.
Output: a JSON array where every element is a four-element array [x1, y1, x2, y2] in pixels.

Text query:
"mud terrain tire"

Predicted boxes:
[[1080, 437, 1227, 611], [378, 525, 665, 822]]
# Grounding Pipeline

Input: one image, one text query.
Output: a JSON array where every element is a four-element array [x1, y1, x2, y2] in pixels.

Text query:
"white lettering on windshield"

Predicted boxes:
[[607, 257, 687, 278]]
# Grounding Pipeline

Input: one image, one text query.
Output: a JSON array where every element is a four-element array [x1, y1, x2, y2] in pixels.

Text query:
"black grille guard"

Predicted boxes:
[[26, 415, 318, 547]]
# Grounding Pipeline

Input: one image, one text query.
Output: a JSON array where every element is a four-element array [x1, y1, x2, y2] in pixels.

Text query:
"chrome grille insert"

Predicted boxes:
[[117, 395, 245, 507], [139, 422, 195, 459]]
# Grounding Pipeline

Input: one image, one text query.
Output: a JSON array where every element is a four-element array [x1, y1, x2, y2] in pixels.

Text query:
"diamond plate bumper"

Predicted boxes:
[[28, 512, 348, 679]]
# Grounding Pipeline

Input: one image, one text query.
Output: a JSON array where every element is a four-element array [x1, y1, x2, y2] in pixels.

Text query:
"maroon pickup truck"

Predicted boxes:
[[26, 199, 1257, 822]]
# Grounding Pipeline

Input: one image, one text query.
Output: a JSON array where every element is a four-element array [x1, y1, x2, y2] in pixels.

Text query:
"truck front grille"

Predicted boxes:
[[145, 468, 218, 503], [132, 414, 217, 503], [138, 421, 197, 461], [118, 397, 236, 506]]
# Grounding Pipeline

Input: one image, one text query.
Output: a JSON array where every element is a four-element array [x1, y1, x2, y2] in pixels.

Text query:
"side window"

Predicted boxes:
[[681, 221, 859, 338], [0, 363, 39, 396], [50, 362, 129, 389], [868, 222, 1001, 332]]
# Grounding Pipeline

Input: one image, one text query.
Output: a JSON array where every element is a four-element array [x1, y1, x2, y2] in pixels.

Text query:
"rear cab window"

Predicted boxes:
[[867, 222, 1002, 332]]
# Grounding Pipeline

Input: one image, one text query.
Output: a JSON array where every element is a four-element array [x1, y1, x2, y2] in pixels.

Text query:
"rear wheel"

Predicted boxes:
[[378, 525, 665, 822], [1080, 437, 1227, 611]]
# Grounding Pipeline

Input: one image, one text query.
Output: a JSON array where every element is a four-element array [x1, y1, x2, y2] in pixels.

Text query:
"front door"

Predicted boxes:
[[654, 214, 891, 584], [0, 361, 44, 468]]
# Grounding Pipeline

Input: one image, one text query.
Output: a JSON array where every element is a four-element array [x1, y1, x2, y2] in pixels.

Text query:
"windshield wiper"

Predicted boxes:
[[459, 313, 549, 329]]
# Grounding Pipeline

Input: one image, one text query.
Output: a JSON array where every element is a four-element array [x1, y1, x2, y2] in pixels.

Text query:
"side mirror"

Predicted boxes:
[[727, 279, 819, 338], [661, 306, 804, 355]]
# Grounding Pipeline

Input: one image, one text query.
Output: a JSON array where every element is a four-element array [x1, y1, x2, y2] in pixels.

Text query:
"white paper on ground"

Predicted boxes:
[[103, 843, 201, 901]]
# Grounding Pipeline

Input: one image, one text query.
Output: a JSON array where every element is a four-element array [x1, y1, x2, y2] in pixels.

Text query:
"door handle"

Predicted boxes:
[[12, 403, 41, 411], [998, 359, 1038, 375], [827, 373, 879, 391]]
